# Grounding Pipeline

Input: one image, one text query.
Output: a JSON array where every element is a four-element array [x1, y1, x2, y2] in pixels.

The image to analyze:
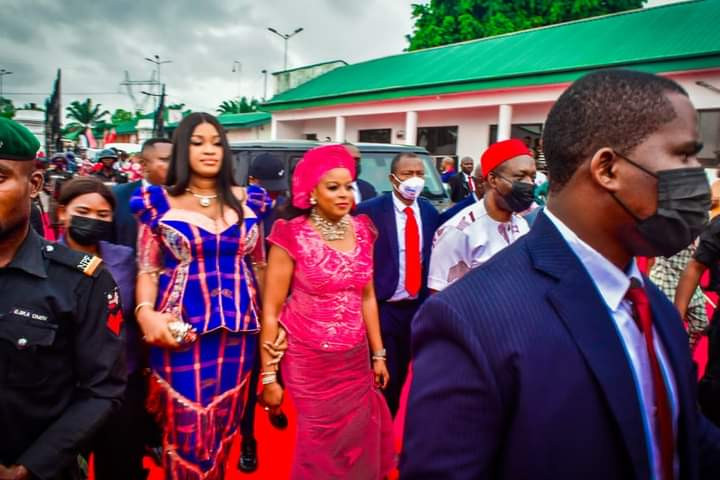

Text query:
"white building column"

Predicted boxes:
[[270, 117, 278, 140], [405, 111, 418, 145], [335, 116, 346, 142], [497, 104, 513, 141]]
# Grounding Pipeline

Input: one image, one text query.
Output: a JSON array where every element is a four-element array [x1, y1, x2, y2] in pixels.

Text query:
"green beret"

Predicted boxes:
[[0, 117, 40, 161]]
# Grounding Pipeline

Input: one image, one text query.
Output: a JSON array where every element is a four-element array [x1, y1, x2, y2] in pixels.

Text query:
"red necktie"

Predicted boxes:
[[626, 282, 674, 480], [404, 207, 421, 297], [467, 175, 474, 193]]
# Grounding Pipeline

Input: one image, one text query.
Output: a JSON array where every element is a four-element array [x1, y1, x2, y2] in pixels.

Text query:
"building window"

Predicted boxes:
[[358, 128, 391, 144], [416, 126, 458, 156], [699, 109, 720, 165], [305, 133, 318, 141], [489, 124, 543, 149]]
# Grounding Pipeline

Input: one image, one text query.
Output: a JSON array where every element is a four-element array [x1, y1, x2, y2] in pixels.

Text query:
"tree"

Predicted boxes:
[[111, 108, 134, 124], [216, 97, 260, 115], [65, 98, 110, 129], [406, 0, 646, 51], [0, 97, 15, 119]]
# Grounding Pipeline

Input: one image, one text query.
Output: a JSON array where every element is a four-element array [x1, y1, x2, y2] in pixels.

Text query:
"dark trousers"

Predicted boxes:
[[700, 310, 720, 427], [240, 340, 261, 438], [379, 299, 421, 416], [92, 370, 154, 480]]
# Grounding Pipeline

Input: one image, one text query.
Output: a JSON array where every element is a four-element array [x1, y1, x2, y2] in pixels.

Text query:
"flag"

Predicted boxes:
[[154, 84, 166, 138], [85, 126, 97, 148], [44, 69, 61, 155]]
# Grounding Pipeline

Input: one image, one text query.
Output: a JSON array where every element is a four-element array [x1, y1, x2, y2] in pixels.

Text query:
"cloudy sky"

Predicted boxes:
[[1, 0, 418, 118], [1, 0, 680, 121]]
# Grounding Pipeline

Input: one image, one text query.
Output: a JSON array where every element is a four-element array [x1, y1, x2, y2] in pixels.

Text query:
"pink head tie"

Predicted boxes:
[[292, 144, 357, 209]]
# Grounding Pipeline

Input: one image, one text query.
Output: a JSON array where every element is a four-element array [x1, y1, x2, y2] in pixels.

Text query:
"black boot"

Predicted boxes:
[[238, 436, 258, 473]]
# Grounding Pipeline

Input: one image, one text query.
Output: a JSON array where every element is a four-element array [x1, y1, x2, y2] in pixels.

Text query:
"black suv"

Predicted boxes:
[[230, 140, 450, 211]]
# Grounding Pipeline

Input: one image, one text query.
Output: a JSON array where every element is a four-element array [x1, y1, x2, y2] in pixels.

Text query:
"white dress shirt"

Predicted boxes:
[[389, 192, 424, 302], [351, 181, 362, 205], [544, 208, 679, 479], [428, 199, 528, 291]]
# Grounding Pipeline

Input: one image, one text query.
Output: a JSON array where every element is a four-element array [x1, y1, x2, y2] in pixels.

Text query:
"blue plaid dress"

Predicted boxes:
[[131, 185, 262, 480]]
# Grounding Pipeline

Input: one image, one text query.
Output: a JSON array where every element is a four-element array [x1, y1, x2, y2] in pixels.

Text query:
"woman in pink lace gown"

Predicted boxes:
[[260, 145, 396, 479]]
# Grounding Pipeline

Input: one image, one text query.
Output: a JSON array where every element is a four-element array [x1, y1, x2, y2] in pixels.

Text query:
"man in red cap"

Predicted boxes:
[[427, 139, 536, 291]]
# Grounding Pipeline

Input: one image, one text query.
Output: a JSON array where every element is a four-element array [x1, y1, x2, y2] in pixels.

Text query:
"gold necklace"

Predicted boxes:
[[310, 207, 350, 241], [185, 188, 217, 208]]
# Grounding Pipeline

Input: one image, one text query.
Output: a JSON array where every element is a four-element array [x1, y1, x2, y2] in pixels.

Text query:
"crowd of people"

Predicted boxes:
[[2, 68, 720, 480]]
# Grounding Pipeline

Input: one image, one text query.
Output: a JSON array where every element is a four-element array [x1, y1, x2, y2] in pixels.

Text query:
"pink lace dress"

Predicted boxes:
[[267, 214, 396, 479]]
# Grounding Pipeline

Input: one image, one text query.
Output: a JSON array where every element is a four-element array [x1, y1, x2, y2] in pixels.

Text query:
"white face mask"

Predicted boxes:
[[392, 174, 425, 201]]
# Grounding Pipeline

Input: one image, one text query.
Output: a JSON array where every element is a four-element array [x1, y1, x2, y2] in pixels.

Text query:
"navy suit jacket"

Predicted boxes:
[[448, 172, 471, 203], [111, 180, 142, 251], [401, 212, 720, 480], [356, 178, 377, 202], [355, 193, 439, 302], [438, 193, 477, 226]]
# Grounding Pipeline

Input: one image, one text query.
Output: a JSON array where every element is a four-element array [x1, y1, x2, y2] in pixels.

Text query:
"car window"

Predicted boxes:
[[358, 152, 447, 200]]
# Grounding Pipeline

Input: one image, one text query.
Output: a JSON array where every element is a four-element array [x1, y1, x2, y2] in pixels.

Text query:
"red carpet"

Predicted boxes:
[[91, 295, 715, 479]]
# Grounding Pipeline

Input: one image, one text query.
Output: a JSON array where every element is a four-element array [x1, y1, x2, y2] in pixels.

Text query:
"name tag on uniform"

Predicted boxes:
[[10, 307, 49, 321]]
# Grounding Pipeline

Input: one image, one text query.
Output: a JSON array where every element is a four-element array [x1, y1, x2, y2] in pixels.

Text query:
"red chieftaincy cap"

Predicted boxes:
[[481, 139, 532, 177]]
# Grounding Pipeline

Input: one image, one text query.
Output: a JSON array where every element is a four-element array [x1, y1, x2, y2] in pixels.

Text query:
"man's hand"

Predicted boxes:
[[0, 465, 29, 480]]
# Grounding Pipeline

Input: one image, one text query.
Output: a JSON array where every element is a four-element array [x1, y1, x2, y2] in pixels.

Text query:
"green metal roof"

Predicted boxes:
[[115, 119, 137, 135], [263, 0, 720, 111], [165, 111, 270, 130], [217, 111, 271, 128]]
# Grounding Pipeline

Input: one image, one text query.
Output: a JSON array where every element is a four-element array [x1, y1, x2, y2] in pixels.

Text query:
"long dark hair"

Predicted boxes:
[[166, 112, 243, 223], [57, 176, 116, 211]]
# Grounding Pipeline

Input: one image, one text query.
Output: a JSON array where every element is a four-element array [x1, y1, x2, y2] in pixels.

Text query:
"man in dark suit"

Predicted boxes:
[[438, 164, 484, 226], [448, 156, 475, 203], [112, 138, 172, 249], [344, 143, 378, 203], [356, 153, 439, 416], [401, 69, 720, 479]]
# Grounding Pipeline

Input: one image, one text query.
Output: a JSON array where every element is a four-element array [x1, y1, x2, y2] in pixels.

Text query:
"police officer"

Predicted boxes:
[[0, 117, 126, 480], [92, 149, 128, 185]]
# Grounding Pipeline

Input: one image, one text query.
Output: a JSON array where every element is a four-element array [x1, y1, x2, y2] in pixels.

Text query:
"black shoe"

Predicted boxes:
[[269, 410, 289, 430], [238, 437, 258, 473]]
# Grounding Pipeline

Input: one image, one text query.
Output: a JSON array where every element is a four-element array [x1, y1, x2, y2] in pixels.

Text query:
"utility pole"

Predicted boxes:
[[119, 70, 159, 112], [141, 85, 167, 138], [145, 55, 172, 112], [0, 69, 13, 98], [232, 61, 242, 98], [261, 69, 268, 101], [267, 27, 304, 71]]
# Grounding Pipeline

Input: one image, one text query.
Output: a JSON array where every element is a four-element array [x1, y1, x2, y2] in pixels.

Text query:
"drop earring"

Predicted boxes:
[[310, 197, 317, 205]]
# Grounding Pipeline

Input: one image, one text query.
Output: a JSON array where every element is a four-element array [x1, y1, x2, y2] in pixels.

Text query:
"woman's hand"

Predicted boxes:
[[261, 382, 284, 410], [373, 359, 390, 389], [137, 308, 181, 348], [262, 326, 288, 370]]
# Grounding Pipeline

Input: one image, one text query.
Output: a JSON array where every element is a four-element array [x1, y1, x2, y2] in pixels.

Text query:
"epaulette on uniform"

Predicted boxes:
[[43, 243, 104, 277]]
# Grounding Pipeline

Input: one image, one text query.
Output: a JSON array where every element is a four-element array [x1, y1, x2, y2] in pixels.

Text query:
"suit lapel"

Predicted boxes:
[[529, 214, 651, 480], [380, 193, 400, 274]]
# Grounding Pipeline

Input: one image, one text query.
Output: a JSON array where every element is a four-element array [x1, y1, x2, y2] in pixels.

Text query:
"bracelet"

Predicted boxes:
[[261, 374, 277, 385], [134, 302, 154, 316], [372, 356, 387, 362], [260, 371, 276, 376], [372, 348, 387, 357]]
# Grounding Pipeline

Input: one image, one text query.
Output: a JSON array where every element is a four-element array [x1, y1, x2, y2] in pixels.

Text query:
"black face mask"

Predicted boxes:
[[68, 215, 112, 246], [494, 174, 535, 213], [611, 153, 710, 258]]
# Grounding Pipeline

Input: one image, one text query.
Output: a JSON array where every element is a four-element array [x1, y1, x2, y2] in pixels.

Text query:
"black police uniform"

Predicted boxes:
[[0, 228, 126, 479]]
